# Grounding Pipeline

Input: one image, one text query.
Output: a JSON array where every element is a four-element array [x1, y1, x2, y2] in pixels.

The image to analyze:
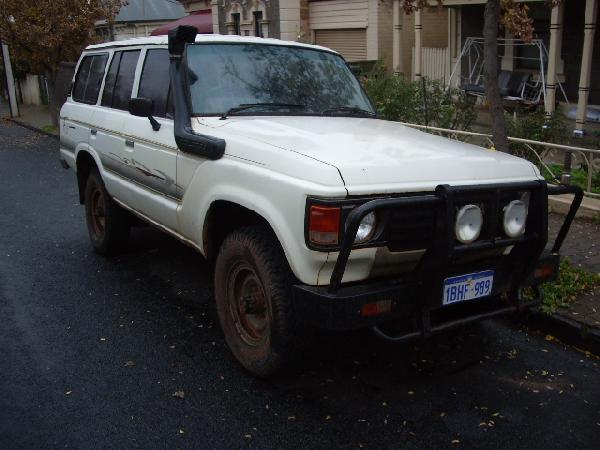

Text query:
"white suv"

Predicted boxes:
[[60, 26, 581, 376]]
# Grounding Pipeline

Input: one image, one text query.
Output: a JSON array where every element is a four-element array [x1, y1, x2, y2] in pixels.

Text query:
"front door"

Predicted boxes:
[[121, 48, 178, 230]]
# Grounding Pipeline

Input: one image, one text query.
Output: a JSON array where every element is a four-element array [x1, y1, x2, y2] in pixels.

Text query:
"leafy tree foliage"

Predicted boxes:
[[0, 0, 126, 124]]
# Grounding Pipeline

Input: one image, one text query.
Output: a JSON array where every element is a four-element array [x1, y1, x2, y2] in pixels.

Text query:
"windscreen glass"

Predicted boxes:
[[186, 43, 374, 116]]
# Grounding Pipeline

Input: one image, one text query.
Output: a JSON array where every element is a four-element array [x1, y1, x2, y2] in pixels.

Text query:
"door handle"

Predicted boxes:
[[90, 129, 97, 136], [68, 125, 76, 130], [125, 140, 135, 148]]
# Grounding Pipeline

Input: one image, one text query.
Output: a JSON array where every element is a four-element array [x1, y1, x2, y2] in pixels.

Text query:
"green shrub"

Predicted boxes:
[[504, 109, 569, 161], [541, 163, 600, 194], [362, 63, 476, 131]]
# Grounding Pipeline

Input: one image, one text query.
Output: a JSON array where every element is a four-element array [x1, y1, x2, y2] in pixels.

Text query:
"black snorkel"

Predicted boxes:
[[168, 26, 226, 159]]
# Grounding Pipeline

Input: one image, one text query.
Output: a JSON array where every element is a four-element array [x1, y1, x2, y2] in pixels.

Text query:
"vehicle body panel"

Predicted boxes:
[[205, 116, 542, 194], [60, 35, 544, 288]]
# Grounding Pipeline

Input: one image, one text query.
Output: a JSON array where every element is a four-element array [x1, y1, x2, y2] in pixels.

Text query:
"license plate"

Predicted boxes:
[[443, 270, 494, 306]]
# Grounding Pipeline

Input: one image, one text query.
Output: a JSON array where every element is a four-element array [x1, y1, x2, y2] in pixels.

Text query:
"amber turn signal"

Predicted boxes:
[[308, 205, 341, 246]]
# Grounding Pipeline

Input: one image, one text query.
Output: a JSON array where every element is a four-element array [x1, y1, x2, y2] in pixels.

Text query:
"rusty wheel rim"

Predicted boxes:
[[227, 262, 269, 346], [90, 187, 106, 239]]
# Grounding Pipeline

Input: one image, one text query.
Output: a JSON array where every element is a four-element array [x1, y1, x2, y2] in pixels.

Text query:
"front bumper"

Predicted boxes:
[[293, 181, 582, 338]]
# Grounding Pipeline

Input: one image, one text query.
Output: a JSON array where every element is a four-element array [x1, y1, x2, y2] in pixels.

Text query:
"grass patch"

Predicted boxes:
[[541, 163, 600, 194], [40, 124, 58, 135], [539, 258, 600, 314]]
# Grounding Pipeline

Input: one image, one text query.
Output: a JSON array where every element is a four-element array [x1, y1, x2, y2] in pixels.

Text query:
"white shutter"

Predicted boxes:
[[314, 29, 367, 62]]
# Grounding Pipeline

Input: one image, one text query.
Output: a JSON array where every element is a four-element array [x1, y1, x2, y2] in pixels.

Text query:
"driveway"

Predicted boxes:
[[0, 120, 598, 448]]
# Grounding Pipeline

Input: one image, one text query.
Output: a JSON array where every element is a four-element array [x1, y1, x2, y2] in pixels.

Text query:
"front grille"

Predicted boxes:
[[385, 205, 437, 252], [385, 189, 524, 252]]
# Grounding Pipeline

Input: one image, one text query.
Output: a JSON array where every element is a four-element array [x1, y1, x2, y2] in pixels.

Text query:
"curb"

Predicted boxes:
[[548, 195, 600, 221], [521, 310, 600, 356], [8, 118, 59, 140]]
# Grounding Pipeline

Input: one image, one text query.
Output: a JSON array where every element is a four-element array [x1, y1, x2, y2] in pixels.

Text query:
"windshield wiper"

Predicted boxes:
[[322, 106, 376, 117], [220, 103, 307, 120]]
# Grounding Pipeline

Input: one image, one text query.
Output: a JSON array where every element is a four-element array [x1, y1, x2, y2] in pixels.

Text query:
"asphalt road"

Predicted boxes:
[[1, 121, 599, 449]]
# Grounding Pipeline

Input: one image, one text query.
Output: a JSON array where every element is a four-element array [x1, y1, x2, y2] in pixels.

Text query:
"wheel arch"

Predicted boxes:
[[202, 200, 276, 261], [75, 151, 96, 204]]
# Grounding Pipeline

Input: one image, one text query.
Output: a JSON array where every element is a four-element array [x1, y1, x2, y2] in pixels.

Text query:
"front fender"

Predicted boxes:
[[177, 157, 347, 285]]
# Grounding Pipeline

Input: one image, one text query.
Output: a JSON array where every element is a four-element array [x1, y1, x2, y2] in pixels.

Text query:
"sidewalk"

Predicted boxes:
[[549, 193, 600, 221], [529, 214, 600, 354], [548, 214, 599, 324]]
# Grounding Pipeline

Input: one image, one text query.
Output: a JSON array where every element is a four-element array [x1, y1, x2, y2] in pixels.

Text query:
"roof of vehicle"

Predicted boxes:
[[85, 34, 339, 56]]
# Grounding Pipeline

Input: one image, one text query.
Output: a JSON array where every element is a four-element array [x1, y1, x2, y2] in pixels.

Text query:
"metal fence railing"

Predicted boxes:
[[399, 122, 600, 198]]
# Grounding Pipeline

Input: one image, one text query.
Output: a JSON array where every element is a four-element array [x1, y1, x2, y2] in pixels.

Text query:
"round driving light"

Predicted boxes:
[[355, 212, 376, 243], [455, 204, 482, 244], [503, 200, 527, 238]]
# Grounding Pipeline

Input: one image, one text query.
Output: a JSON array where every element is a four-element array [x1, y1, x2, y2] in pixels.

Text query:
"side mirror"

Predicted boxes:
[[129, 97, 161, 131]]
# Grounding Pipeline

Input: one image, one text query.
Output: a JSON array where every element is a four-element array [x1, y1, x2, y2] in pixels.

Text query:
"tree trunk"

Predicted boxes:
[[483, 0, 511, 153], [46, 70, 60, 128]]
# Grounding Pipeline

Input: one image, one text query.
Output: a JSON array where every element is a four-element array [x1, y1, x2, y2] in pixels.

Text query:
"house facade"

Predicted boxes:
[[181, 0, 402, 67], [178, 0, 598, 134]]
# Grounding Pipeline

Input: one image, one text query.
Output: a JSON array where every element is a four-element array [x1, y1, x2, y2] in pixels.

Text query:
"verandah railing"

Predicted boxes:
[[399, 122, 600, 198]]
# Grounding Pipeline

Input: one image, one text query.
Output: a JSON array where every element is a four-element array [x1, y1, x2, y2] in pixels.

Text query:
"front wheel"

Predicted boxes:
[[214, 226, 313, 377], [84, 168, 130, 254]]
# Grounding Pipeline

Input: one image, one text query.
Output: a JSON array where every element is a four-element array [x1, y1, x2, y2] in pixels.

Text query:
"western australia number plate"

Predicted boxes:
[[443, 270, 494, 306]]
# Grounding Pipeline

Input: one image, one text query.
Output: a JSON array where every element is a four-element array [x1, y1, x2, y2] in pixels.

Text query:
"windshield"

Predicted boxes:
[[186, 43, 375, 116]]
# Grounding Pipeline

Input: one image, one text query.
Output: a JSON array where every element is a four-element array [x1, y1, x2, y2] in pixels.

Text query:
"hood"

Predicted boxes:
[[204, 116, 540, 195]]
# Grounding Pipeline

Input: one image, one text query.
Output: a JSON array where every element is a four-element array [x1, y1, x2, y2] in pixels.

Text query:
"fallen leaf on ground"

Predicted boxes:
[[172, 390, 185, 399], [124, 361, 135, 368]]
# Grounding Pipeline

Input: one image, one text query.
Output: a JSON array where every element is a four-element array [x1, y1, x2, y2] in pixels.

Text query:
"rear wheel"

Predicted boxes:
[[84, 169, 130, 254], [215, 226, 314, 377]]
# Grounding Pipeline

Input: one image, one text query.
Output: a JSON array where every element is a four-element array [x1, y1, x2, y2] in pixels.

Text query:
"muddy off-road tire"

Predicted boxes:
[[84, 169, 131, 255], [215, 226, 314, 377]]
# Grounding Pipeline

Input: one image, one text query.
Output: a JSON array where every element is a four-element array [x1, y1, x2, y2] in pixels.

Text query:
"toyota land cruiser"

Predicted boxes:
[[59, 26, 582, 376]]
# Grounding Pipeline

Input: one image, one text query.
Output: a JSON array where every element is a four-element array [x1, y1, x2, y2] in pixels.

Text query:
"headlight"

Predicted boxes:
[[503, 200, 527, 238], [455, 204, 482, 244], [355, 211, 376, 243]]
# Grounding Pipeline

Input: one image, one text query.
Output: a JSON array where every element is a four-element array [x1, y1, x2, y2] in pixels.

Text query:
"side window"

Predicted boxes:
[[138, 49, 172, 118], [72, 54, 108, 104], [100, 50, 140, 111], [101, 52, 121, 107]]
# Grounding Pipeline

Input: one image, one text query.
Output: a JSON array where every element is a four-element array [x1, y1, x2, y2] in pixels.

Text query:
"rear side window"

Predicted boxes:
[[138, 49, 173, 118], [72, 54, 108, 104], [101, 50, 140, 111]]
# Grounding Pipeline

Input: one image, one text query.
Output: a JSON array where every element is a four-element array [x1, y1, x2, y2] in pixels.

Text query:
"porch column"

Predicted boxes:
[[1, 43, 19, 118], [501, 31, 515, 71], [545, 2, 564, 116], [393, 0, 402, 74], [414, 9, 422, 80], [447, 7, 457, 85], [211, 0, 219, 34], [575, 0, 598, 136]]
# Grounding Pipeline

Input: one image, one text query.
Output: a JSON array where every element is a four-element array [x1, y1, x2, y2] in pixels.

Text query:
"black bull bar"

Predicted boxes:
[[293, 181, 583, 339]]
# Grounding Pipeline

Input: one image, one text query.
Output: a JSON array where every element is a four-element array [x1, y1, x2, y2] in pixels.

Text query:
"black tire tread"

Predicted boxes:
[[215, 225, 314, 377], [84, 168, 130, 255]]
